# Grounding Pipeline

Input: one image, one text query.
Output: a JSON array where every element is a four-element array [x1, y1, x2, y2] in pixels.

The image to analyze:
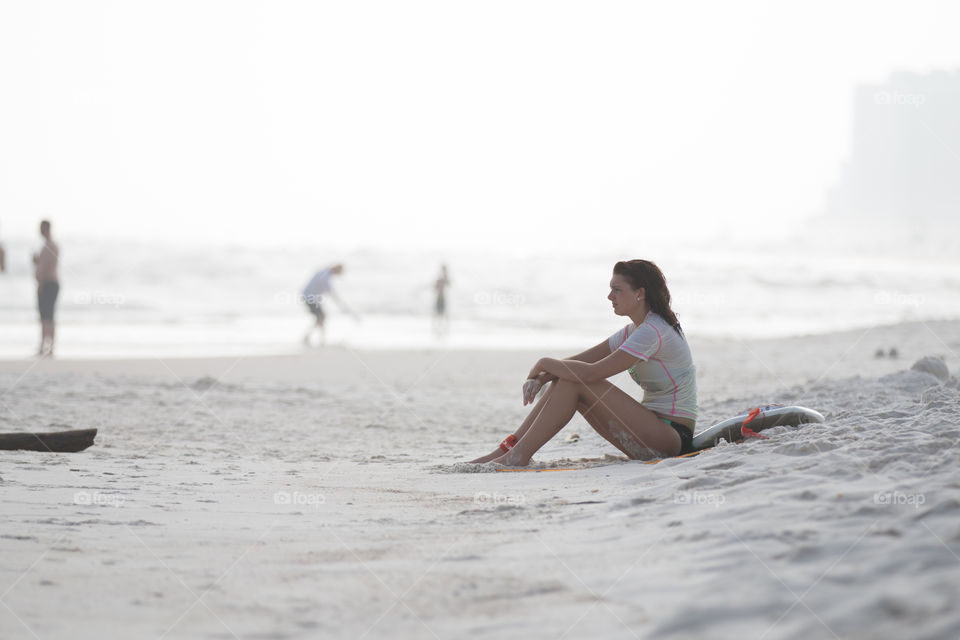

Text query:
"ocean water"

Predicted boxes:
[[0, 236, 958, 358]]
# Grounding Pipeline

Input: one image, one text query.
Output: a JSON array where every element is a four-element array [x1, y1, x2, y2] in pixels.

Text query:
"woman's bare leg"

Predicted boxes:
[[468, 384, 556, 463], [493, 378, 681, 465], [575, 381, 681, 459], [492, 379, 583, 465], [575, 403, 662, 460]]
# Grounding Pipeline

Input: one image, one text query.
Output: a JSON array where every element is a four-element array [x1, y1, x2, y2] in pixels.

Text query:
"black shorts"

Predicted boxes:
[[305, 298, 325, 320], [38, 281, 60, 321], [666, 420, 695, 455]]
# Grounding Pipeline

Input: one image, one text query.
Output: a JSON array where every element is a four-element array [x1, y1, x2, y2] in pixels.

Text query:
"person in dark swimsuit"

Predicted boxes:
[[33, 220, 60, 357], [433, 264, 450, 336]]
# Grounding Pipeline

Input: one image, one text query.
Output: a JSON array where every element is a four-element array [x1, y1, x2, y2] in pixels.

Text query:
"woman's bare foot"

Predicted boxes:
[[490, 449, 531, 466], [468, 448, 504, 464]]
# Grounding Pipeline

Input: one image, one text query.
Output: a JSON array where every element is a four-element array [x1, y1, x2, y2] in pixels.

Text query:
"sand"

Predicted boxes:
[[2, 320, 960, 639]]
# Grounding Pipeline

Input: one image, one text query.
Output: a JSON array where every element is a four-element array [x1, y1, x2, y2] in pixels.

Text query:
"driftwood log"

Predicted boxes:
[[0, 428, 97, 452]]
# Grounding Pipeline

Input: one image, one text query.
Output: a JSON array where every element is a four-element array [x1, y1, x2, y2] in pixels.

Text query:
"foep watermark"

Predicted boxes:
[[74, 491, 125, 507], [873, 91, 926, 107], [274, 491, 326, 509]]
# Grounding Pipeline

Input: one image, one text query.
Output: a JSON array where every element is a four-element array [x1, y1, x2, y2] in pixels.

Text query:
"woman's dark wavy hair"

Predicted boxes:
[[613, 259, 683, 336]]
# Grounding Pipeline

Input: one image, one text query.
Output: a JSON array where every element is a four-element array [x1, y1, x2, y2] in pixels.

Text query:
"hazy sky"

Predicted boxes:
[[1, 1, 958, 251]]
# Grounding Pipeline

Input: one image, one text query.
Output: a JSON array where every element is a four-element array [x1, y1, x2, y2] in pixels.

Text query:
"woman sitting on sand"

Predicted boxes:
[[470, 259, 697, 466]]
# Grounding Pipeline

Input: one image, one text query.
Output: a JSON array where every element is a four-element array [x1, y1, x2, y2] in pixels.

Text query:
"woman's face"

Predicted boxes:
[[608, 274, 643, 316]]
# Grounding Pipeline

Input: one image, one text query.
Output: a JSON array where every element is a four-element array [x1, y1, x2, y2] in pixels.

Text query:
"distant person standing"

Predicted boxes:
[[33, 220, 60, 357], [433, 264, 450, 335], [0, 222, 6, 273], [302, 264, 356, 346]]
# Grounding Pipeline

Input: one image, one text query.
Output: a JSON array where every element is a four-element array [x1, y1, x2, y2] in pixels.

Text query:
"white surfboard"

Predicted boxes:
[[691, 404, 825, 451]]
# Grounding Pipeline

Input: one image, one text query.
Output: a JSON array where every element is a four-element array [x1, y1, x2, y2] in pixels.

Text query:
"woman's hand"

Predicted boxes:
[[522, 378, 542, 405], [526, 358, 546, 381]]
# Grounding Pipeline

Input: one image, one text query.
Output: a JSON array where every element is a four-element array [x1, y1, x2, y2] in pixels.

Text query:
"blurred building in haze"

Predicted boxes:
[[823, 70, 960, 225]]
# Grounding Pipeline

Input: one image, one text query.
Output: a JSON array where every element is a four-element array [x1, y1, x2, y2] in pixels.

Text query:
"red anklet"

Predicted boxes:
[[499, 434, 518, 452]]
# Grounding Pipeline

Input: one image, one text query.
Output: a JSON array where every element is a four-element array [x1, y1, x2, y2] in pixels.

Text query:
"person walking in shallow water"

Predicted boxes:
[[433, 263, 450, 335], [469, 259, 698, 466], [301, 264, 357, 346], [0, 221, 6, 273], [33, 220, 60, 357]]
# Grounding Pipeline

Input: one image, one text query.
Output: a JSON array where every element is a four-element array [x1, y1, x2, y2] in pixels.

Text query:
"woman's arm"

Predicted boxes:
[[528, 339, 612, 386], [529, 349, 638, 385], [565, 339, 612, 364]]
